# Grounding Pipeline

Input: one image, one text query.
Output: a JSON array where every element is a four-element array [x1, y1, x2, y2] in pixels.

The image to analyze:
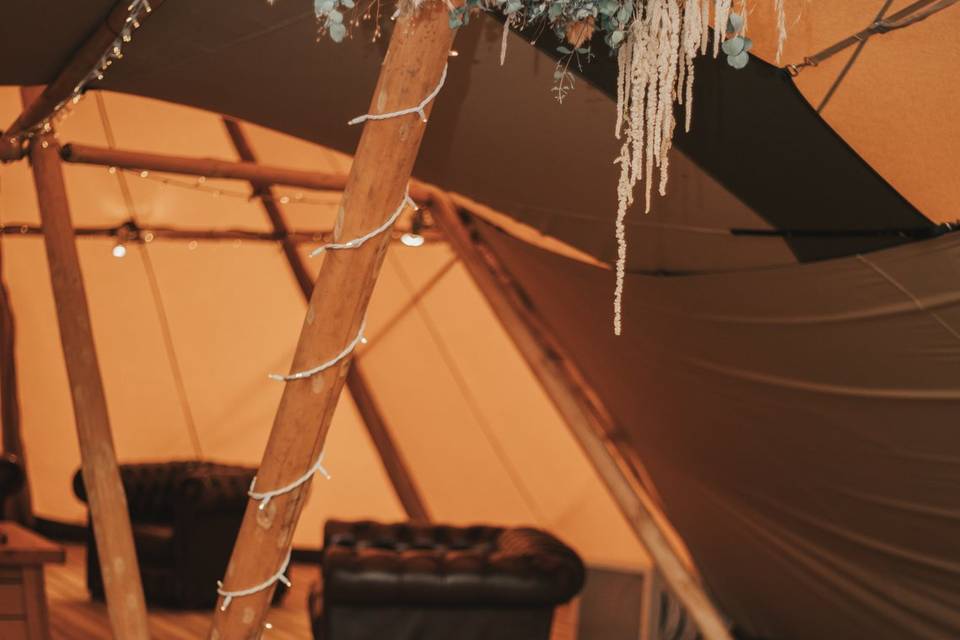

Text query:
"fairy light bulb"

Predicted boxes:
[[112, 242, 127, 258], [400, 232, 424, 247], [400, 207, 425, 247]]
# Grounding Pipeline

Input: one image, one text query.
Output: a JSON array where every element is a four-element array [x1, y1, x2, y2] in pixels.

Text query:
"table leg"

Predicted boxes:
[[21, 566, 49, 640]]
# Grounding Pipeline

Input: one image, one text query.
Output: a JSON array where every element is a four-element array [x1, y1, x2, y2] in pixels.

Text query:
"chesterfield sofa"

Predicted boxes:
[[309, 519, 585, 640], [73, 460, 286, 609]]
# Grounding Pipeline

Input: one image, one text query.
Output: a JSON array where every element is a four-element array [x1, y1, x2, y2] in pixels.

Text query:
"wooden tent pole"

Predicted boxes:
[[22, 86, 151, 640], [221, 117, 430, 523], [209, 3, 456, 636], [426, 191, 733, 640], [61, 143, 357, 195]]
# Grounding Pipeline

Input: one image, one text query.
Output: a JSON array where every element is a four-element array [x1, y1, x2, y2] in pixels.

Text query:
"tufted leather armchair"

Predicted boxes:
[[0, 453, 25, 516], [73, 461, 285, 609], [309, 520, 585, 640]]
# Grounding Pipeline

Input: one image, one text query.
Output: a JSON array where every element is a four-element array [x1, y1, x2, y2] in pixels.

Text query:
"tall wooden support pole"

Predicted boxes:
[[427, 194, 732, 640], [209, 5, 456, 636], [22, 88, 151, 640], [222, 118, 430, 523]]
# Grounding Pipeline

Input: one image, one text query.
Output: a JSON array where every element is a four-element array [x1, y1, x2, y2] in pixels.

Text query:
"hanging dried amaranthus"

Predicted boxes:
[[774, 0, 787, 63], [612, 0, 744, 335]]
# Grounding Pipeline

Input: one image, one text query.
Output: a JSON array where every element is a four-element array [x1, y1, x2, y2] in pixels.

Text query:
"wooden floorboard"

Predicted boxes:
[[45, 544, 577, 639], [46, 544, 315, 639]]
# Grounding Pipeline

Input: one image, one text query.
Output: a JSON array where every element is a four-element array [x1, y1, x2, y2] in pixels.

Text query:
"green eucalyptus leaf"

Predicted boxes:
[[599, 0, 618, 15], [329, 21, 347, 41], [727, 50, 749, 69], [721, 35, 744, 56], [726, 12, 744, 34]]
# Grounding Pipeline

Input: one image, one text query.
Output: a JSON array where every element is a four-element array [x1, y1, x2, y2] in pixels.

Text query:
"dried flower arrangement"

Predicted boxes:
[[306, 0, 790, 333]]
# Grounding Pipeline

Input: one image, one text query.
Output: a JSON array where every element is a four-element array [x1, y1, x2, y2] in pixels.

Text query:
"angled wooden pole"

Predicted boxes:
[[222, 117, 430, 523], [22, 87, 151, 640], [3, 1, 165, 147], [61, 143, 353, 194], [209, 4, 457, 636], [60, 142, 435, 202], [427, 192, 733, 640]]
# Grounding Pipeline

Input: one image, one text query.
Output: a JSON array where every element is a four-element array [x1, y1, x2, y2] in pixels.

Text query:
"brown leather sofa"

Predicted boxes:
[[0, 453, 25, 518], [310, 520, 585, 640], [73, 461, 286, 609]]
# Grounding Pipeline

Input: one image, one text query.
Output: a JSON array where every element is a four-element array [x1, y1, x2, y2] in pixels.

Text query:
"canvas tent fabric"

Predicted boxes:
[[0, 87, 646, 572], [477, 219, 960, 640], [1, 1, 959, 639]]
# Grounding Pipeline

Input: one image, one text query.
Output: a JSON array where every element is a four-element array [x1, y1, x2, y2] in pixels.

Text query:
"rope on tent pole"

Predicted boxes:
[[347, 64, 448, 125], [216, 550, 292, 611], [247, 451, 331, 511], [267, 319, 367, 381], [309, 190, 417, 256]]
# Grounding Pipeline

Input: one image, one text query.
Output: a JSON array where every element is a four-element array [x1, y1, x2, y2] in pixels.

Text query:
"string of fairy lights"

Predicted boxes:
[[18, 0, 155, 141], [111, 166, 339, 206], [213, 58, 449, 613], [0, 162, 436, 254]]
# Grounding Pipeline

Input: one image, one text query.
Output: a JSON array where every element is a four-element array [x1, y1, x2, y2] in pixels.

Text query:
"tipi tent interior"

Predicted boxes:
[[0, 1, 958, 639]]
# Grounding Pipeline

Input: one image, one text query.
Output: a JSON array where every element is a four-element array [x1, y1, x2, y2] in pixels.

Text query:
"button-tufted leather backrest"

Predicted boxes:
[[322, 519, 585, 607], [73, 461, 255, 524]]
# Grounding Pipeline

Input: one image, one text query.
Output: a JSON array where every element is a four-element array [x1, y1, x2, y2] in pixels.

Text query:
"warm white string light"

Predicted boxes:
[[309, 190, 416, 257], [115, 166, 335, 206], [268, 319, 367, 382], [25, 0, 153, 138], [347, 64, 448, 125], [216, 549, 292, 612], [248, 451, 331, 511], [213, 43, 449, 621]]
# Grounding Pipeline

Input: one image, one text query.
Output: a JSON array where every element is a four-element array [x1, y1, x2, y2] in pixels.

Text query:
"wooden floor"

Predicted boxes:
[[45, 544, 577, 639], [46, 544, 315, 639]]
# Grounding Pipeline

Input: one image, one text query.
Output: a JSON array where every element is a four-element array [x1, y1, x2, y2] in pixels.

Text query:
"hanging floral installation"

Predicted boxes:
[[306, 0, 790, 333]]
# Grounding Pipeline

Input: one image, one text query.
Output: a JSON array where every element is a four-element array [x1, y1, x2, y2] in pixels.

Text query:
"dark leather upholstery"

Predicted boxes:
[[0, 453, 25, 512], [73, 461, 285, 609], [312, 520, 585, 640]]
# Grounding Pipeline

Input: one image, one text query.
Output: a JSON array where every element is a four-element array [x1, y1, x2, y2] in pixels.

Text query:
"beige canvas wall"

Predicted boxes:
[[0, 87, 646, 570]]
